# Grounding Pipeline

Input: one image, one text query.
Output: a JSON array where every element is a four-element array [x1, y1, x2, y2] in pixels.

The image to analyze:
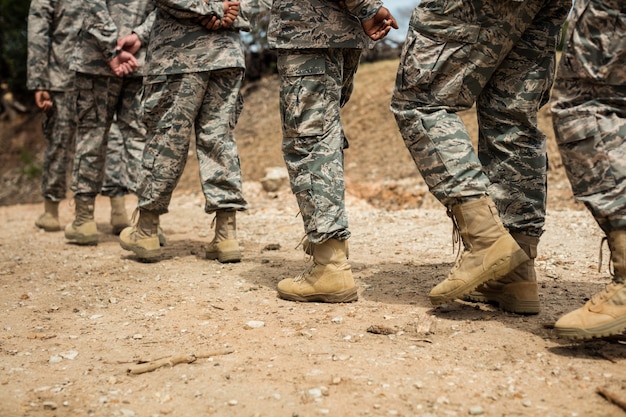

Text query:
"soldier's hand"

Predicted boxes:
[[362, 7, 398, 41], [197, 15, 221, 30], [221, 1, 240, 28], [109, 50, 139, 77], [34, 90, 52, 112], [116, 33, 142, 55]]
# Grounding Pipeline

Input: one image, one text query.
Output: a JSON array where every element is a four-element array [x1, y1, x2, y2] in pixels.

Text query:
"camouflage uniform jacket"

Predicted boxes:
[[27, 0, 83, 91], [267, 0, 382, 49], [70, 0, 156, 77], [145, 0, 250, 75]]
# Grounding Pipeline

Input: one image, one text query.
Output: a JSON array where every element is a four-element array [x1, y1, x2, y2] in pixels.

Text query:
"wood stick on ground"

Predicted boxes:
[[127, 349, 234, 375], [596, 387, 626, 412]]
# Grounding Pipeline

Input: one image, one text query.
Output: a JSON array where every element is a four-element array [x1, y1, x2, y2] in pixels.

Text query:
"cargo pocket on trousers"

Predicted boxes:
[[74, 76, 96, 127], [398, 9, 480, 92], [140, 75, 172, 178], [556, 114, 616, 196], [278, 54, 326, 138]]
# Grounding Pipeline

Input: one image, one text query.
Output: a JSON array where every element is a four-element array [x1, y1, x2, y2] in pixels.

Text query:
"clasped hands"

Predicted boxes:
[[108, 1, 240, 77]]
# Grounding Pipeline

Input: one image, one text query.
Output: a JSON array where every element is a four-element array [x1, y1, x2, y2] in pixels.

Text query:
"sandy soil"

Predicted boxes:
[[0, 59, 624, 417]]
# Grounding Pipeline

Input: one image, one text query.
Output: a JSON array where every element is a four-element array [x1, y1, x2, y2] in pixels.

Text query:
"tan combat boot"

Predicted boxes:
[[119, 209, 160, 260], [554, 230, 626, 339], [465, 233, 540, 314], [110, 195, 130, 235], [35, 199, 61, 232], [64, 195, 98, 245], [277, 238, 358, 303], [206, 210, 241, 263], [429, 197, 529, 305]]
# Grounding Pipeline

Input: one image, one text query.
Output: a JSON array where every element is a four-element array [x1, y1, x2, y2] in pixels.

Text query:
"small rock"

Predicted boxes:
[[260, 167, 289, 192], [245, 320, 265, 329], [42, 401, 57, 410], [468, 406, 484, 415]]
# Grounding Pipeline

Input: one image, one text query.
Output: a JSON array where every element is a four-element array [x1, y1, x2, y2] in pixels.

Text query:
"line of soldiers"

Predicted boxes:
[[27, 0, 626, 342]]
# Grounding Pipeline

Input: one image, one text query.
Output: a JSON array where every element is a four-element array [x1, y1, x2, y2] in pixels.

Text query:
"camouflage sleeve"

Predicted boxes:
[[84, 0, 119, 62], [155, 0, 224, 20], [27, 0, 54, 90], [230, 0, 259, 32], [132, 7, 156, 45], [344, 0, 383, 21]]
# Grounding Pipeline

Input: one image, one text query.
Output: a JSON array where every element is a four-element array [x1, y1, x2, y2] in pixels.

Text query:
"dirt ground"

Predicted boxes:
[[0, 59, 625, 417]]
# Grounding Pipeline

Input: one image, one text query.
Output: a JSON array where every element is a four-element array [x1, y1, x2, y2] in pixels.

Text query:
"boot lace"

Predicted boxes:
[[293, 263, 315, 283], [295, 234, 313, 262], [130, 207, 140, 225], [447, 207, 463, 264], [589, 282, 617, 306], [597, 236, 612, 275]]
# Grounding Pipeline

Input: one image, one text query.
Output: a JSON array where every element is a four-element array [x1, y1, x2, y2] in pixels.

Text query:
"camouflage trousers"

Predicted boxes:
[[137, 69, 248, 215], [551, 0, 626, 234], [101, 121, 131, 198], [278, 48, 361, 244], [41, 91, 76, 201], [42, 91, 133, 201], [391, 0, 569, 237], [71, 72, 146, 197]]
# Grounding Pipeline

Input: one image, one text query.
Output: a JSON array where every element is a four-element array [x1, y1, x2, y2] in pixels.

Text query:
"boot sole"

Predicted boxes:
[[465, 292, 540, 315], [120, 241, 160, 260], [554, 316, 626, 340], [277, 288, 358, 303], [65, 233, 98, 245], [430, 247, 529, 305], [206, 250, 241, 263], [37, 225, 62, 232]]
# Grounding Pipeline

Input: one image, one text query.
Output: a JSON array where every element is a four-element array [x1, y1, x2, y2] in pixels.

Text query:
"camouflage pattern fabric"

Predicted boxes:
[[270, 0, 383, 244], [27, 0, 139, 201], [27, 0, 81, 202], [137, 70, 248, 214], [101, 121, 132, 198], [391, 0, 569, 237], [27, 0, 82, 91], [279, 49, 361, 243], [71, 73, 146, 196], [38, 91, 76, 201], [550, 0, 626, 234], [70, 0, 154, 198], [136, 1, 252, 214], [268, 0, 380, 50], [145, 0, 246, 75], [70, 0, 155, 76]]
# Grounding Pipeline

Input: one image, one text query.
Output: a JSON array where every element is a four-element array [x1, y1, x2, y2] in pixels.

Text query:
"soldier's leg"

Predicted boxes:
[[135, 73, 203, 214], [467, 0, 568, 314], [195, 68, 248, 263], [67, 73, 122, 245], [122, 73, 203, 260], [36, 90, 76, 231], [390, 0, 549, 304], [551, 0, 626, 337], [276, 48, 357, 303], [279, 48, 350, 244], [116, 77, 147, 194]]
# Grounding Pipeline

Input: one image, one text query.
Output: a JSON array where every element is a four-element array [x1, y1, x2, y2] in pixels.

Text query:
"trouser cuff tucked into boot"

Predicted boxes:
[[119, 209, 160, 260], [65, 195, 98, 245], [277, 239, 357, 303]]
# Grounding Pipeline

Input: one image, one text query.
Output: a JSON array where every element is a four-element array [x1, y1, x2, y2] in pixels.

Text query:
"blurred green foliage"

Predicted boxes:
[[0, 0, 30, 100]]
